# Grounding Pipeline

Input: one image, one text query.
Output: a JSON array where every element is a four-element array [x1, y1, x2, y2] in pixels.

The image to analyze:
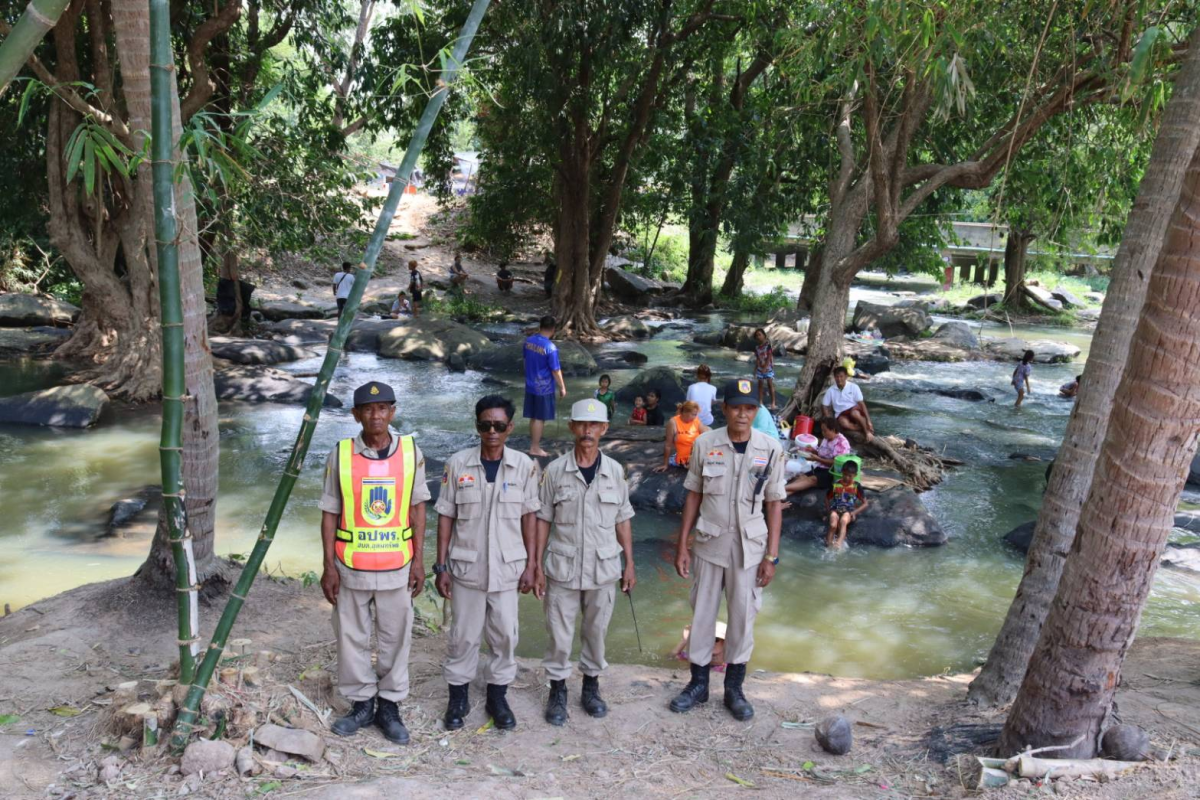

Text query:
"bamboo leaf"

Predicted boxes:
[[65, 126, 86, 184], [363, 748, 400, 759], [48, 705, 84, 717], [1123, 26, 1160, 102], [18, 79, 41, 127], [725, 772, 756, 787], [0, 714, 19, 725], [475, 718, 495, 734], [83, 138, 96, 195]]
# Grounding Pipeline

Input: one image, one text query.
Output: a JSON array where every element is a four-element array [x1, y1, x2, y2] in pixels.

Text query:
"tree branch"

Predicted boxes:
[[180, 0, 242, 121]]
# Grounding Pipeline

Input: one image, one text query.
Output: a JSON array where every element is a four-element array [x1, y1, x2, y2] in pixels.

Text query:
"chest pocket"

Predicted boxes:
[[455, 486, 482, 519], [597, 490, 621, 526], [702, 462, 728, 495], [555, 485, 581, 518], [498, 485, 525, 518]]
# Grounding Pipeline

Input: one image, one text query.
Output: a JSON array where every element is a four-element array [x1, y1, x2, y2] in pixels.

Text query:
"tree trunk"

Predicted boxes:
[[1002, 228, 1035, 308], [682, 202, 720, 306], [968, 33, 1200, 707], [999, 143, 1200, 757], [109, 0, 224, 590], [786, 272, 851, 417], [551, 139, 600, 335], [719, 246, 751, 297], [797, 247, 823, 312]]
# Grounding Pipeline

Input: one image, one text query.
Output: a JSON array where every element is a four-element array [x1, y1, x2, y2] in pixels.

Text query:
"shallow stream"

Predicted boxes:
[[2, 279, 1197, 680]]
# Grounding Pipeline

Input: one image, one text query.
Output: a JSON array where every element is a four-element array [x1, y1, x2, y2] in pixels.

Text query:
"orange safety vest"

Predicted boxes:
[[673, 415, 703, 466], [335, 436, 416, 571]]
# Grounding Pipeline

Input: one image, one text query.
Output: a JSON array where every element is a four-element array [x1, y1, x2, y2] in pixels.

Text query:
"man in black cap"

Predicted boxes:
[[318, 381, 430, 744], [668, 379, 785, 721]]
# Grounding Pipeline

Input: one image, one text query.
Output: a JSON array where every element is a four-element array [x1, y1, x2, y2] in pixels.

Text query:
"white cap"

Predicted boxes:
[[570, 398, 609, 423]]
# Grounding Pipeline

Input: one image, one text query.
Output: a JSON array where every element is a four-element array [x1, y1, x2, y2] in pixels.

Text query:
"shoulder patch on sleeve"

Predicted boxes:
[[441, 465, 449, 485]]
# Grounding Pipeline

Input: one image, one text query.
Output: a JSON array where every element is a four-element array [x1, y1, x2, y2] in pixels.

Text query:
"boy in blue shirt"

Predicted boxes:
[[524, 315, 567, 456]]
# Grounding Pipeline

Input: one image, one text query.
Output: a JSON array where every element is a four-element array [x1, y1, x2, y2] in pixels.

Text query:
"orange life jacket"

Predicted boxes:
[[335, 436, 416, 571]]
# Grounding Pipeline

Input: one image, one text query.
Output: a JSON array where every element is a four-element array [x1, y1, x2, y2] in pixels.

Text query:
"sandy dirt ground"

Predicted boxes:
[[1, 575, 1198, 799]]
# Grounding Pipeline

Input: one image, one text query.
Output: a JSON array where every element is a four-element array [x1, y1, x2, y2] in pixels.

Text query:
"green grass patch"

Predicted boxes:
[[716, 285, 793, 314], [424, 291, 507, 322], [931, 268, 1106, 309]]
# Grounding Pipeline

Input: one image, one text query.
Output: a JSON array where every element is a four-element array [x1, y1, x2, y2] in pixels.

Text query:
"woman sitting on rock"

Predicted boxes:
[[784, 417, 851, 495], [654, 400, 708, 472]]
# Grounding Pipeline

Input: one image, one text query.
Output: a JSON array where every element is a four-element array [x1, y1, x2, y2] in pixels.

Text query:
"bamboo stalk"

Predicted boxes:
[[167, 0, 493, 752], [0, 0, 71, 97], [149, 0, 198, 684]]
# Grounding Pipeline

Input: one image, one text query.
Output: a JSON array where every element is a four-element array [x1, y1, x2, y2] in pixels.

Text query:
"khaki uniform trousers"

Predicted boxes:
[[332, 568, 413, 702], [688, 548, 762, 667], [542, 580, 616, 681], [443, 582, 520, 686]]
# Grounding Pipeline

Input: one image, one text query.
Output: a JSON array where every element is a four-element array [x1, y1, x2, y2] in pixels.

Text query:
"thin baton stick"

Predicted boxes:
[[627, 587, 643, 653]]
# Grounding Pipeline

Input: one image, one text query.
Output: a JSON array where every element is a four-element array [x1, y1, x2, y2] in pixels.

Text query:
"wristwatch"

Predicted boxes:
[[432, 563, 448, 575], [764, 554, 779, 566]]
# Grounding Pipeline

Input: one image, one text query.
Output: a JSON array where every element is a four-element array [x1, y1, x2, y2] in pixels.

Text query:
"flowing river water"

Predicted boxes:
[[2, 275, 1198, 680]]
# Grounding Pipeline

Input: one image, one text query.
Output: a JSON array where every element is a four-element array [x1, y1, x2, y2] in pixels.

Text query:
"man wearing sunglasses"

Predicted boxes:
[[318, 381, 429, 745], [534, 399, 636, 726], [434, 395, 541, 731]]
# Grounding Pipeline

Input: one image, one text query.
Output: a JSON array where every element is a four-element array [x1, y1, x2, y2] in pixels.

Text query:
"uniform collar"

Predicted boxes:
[[708, 426, 762, 451], [353, 433, 397, 457], [465, 444, 519, 468], [564, 448, 603, 474]]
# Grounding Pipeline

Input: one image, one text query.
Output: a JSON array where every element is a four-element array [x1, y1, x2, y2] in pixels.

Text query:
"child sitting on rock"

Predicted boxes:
[[594, 374, 617, 420], [670, 622, 726, 673], [629, 396, 647, 425], [826, 460, 868, 550]]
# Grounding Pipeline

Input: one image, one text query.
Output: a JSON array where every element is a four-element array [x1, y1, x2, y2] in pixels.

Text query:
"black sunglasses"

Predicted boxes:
[[476, 420, 510, 433]]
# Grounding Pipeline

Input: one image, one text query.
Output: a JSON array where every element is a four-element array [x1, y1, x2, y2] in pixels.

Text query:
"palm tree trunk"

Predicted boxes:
[[110, 0, 224, 590], [0, 0, 72, 97], [169, 0, 493, 752], [999, 139, 1200, 757], [968, 31, 1200, 707]]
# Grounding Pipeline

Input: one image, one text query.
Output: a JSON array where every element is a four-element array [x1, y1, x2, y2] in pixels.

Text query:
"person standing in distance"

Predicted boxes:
[[670, 379, 786, 721], [408, 260, 424, 318], [333, 261, 355, 317], [523, 315, 568, 458], [319, 381, 430, 745], [434, 395, 541, 731], [534, 399, 636, 725]]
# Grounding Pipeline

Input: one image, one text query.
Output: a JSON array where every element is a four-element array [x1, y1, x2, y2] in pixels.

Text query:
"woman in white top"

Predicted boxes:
[[821, 365, 874, 441], [685, 364, 718, 426]]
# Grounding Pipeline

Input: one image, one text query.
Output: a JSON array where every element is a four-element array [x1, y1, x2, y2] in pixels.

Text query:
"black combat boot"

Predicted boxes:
[[485, 683, 517, 730], [722, 663, 754, 721], [374, 698, 410, 744], [580, 675, 607, 718], [669, 663, 710, 713], [544, 679, 568, 726], [331, 698, 375, 736], [444, 683, 469, 731]]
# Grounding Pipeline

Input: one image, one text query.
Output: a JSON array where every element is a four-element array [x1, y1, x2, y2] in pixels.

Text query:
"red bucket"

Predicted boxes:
[[793, 415, 814, 437]]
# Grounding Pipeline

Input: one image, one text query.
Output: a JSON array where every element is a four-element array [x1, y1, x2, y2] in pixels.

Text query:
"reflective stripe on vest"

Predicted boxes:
[[335, 436, 416, 571]]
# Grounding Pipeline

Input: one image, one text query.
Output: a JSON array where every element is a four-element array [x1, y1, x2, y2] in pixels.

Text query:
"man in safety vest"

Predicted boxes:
[[319, 381, 430, 744]]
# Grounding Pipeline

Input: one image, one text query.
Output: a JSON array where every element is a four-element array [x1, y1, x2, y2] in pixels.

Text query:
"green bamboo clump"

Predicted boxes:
[[168, 0, 493, 752], [0, 0, 72, 97], [149, 0, 198, 684]]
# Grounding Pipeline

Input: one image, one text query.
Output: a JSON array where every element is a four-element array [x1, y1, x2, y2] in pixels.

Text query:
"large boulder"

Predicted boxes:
[[1003, 521, 1036, 552], [1023, 284, 1063, 312], [604, 265, 674, 302], [1084, 291, 1105, 304], [262, 318, 335, 345], [712, 321, 807, 353], [0, 326, 71, 355], [965, 293, 1000, 310], [851, 351, 891, 375], [782, 484, 947, 547], [595, 350, 649, 371], [930, 321, 979, 350], [257, 299, 331, 322], [0, 293, 79, 327], [377, 318, 493, 361], [1052, 286, 1084, 308], [984, 337, 1080, 363], [210, 337, 313, 365], [601, 315, 651, 339], [469, 339, 597, 377], [0, 384, 109, 428], [614, 366, 687, 408], [851, 301, 931, 338], [213, 364, 342, 407]]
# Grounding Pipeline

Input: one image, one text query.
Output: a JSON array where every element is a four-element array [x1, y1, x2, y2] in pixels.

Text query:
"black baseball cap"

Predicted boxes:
[[353, 381, 396, 407], [722, 378, 760, 407]]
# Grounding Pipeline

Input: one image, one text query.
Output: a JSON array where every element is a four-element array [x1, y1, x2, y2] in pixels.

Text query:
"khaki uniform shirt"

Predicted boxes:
[[537, 451, 636, 590], [683, 427, 786, 568], [435, 446, 540, 592], [318, 433, 432, 591]]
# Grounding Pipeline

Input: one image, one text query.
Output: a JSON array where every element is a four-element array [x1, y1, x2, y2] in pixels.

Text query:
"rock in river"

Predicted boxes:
[[851, 300, 931, 338], [782, 484, 947, 547], [1052, 286, 1084, 308], [1023, 284, 1063, 312], [470, 339, 597, 377], [0, 326, 71, 355], [604, 265, 677, 303], [601, 315, 651, 338], [0, 293, 79, 326], [0, 384, 109, 428], [614, 366, 687, 407], [210, 336, 313, 365], [257, 299, 332, 321], [700, 321, 807, 354], [929, 321, 979, 350], [984, 337, 1080, 363], [214, 364, 342, 407], [378, 318, 493, 361]]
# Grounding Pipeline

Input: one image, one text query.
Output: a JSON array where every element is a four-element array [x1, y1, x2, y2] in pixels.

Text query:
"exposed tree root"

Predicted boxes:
[[849, 432, 959, 492]]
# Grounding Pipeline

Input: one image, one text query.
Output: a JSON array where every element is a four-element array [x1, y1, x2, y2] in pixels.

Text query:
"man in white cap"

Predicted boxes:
[[534, 398, 636, 725]]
